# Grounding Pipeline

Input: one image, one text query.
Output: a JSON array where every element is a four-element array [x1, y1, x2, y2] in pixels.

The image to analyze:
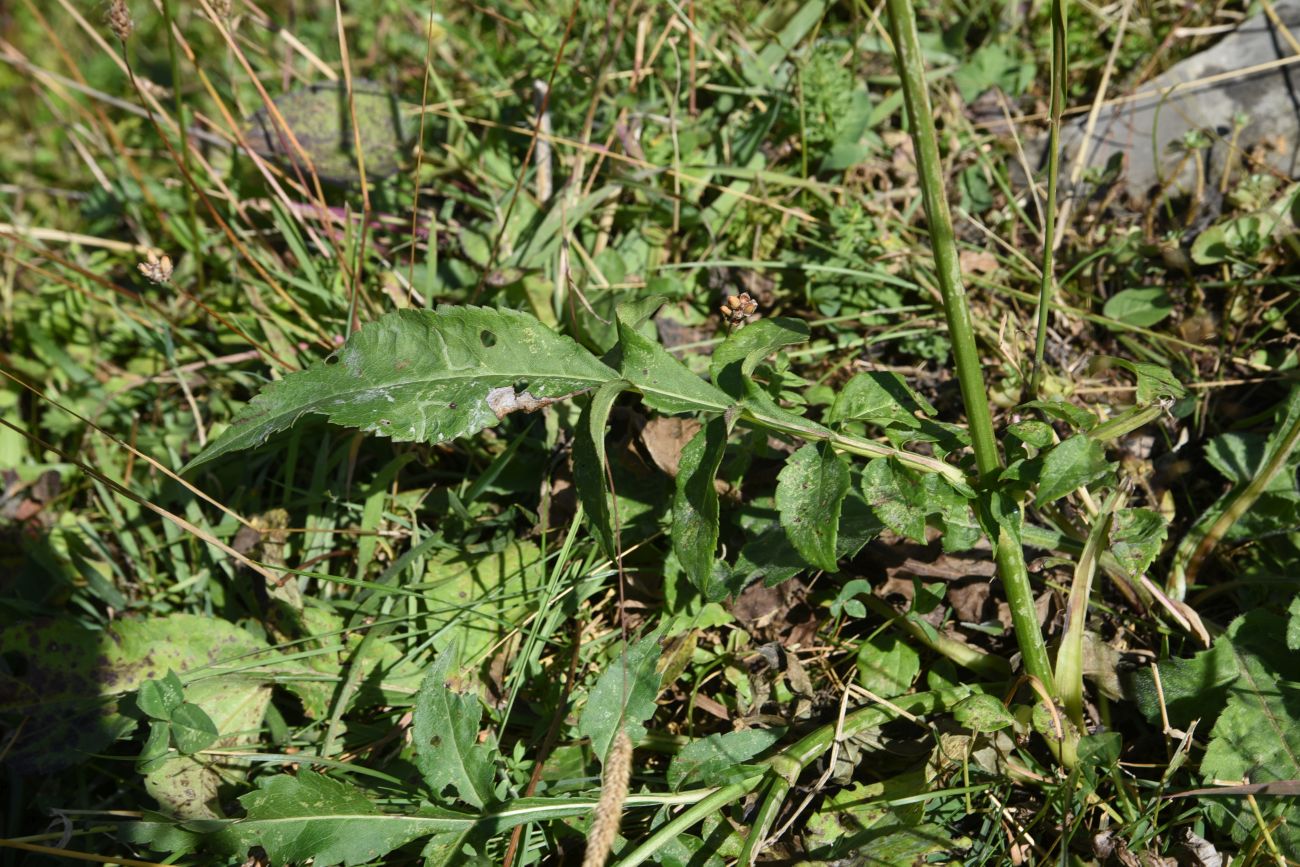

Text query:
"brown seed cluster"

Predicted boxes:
[[108, 0, 134, 42], [719, 291, 758, 329], [138, 251, 174, 284]]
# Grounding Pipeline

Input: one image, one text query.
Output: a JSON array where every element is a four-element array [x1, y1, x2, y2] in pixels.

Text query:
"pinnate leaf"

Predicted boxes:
[[776, 443, 850, 572], [185, 307, 617, 472], [414, 651, 497, 808]]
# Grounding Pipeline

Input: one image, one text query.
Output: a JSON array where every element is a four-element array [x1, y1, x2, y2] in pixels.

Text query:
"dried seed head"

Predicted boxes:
[[108, 0, 134, 42], [138, 250, 174, 284], [211, 0, 233, 19], [582, 730, 632, 867], [721, 291, 759, 329]]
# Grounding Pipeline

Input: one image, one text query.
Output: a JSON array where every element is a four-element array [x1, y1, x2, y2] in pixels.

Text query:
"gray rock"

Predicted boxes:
[[1055, 2, 1300, 198]]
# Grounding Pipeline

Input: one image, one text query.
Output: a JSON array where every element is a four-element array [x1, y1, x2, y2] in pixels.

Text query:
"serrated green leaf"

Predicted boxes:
[[826, 371, 936, 429], [667, 728, 783, 789], [138, 671, 185, 720], [578, 630, 663, 762], [169, 703, 219, 755], [212, 772, 470, 866], [574, 380, 631, 557], [414, 650, 497, 808], [672, 417, 729, 589], [709, 317, 809, 398], [614, 306, 730, 414], [776, 443, 850, 572], [861, 457, 926, 541], [860, 457, 969, 545], [1034, 434, 1114, 506], [185, 307, 617, 472]]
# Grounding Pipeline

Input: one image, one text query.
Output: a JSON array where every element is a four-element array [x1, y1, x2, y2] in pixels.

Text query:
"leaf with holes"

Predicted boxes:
[[776, 443, 851, 572], [413, 650, 497, 808], [184, 307, 618, 472]]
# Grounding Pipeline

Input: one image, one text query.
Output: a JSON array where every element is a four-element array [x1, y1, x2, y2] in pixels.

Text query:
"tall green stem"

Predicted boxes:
[[886, 0, 1056, 694], [885, 0, 1000, 481], [1030, 0, 1068, 396]]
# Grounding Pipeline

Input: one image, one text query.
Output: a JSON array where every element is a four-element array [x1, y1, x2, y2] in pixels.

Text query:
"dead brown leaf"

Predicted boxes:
[[639, 416, 702, 478]]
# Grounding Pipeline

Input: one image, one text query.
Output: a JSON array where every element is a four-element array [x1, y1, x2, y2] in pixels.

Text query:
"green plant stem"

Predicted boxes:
[[158, 0, 203, 291], [992, 522, 1056, 690], [885, 0, 999, 482], [1030, 0, 1067, 396], [739, 407, 972, 492], [861, 594, 1011, 679], [886, 0, 1056, 695], [618, 691, 960, 866], [737, 776, 789, 867], [614, 776, 765, 867], [1087, 402, 1164, 442]]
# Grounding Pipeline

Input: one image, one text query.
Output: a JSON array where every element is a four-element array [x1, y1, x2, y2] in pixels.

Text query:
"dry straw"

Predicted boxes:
[[582, 730, 633, 867]]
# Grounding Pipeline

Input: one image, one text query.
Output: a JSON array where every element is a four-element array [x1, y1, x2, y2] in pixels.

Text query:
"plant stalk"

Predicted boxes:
[[886, 0, 1056, 694], [885, 0, 1000, 482], [1030, 0, 1068, 396]]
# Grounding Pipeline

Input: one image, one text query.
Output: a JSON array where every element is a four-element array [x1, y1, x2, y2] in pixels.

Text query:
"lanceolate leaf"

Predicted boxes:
[[578, 630, 663, 763], [672, 417, 729, 589], [574, 380, 632, 557], [413, 651, 497, 808], [776, 443, 850, 572], [614, 306, 731, 415], [184, 307, 618, 472]]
